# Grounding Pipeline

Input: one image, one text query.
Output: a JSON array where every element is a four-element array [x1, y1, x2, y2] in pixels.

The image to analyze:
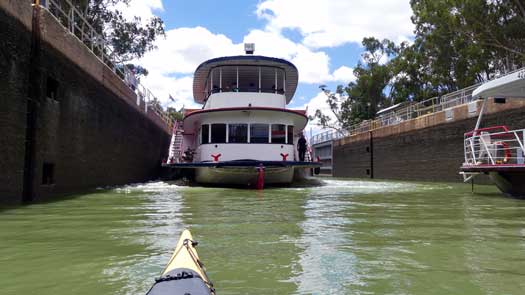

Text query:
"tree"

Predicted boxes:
[[62, 0, 165, 62], [311, 38, 399, 129], [312, 85, 348, 132], [408, 0, 525, 93], [124, 64, 149, 76], [166, 107, 184, 122]]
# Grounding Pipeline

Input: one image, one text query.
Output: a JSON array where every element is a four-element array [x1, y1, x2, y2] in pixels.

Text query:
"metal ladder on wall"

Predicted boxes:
[[168, 121, 184, 163]]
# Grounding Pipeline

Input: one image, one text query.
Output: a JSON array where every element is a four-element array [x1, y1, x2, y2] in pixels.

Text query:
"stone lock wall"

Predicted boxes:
[[0, 1, 171, 203], [333, 100, 525, 183]]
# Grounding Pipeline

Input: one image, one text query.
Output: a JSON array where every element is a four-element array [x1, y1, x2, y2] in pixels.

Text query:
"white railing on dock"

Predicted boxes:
[[310, 84, 480, 145], [463, 126, 525, 166], [310, 67, 525, 146], [35, 0, 173, 129]]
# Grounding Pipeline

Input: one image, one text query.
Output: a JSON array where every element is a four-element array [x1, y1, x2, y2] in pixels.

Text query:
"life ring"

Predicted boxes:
[[494, 141, 511, 164]]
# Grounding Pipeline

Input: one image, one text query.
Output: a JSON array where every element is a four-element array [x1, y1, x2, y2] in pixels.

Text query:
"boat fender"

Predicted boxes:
[[280, 153, 289, 161], [211, 154, 221, 162], [495, 141, 511, 163]]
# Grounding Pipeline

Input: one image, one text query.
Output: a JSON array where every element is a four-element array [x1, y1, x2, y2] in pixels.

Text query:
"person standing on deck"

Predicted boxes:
[[298, 133, 307, 162]]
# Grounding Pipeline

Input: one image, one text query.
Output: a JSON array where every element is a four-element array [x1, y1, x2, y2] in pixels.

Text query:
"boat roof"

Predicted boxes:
[[473, 68, 525, 99], [193, 55, 299, 104], [376, 102, 404, 115]]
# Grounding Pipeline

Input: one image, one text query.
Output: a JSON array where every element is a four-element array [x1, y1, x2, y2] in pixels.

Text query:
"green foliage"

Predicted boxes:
[[70, 0, 165, 62], [125, 64, 149, 76], [166, 107, 184, 122], [313, 0, 525, 130], [313, 38, 400, 130]]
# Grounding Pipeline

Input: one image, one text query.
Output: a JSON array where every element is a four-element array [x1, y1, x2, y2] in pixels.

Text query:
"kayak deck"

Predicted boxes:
[[146, 230, 215, 295]]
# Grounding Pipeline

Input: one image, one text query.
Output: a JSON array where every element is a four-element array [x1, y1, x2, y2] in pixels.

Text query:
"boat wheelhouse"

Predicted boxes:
[[165, 45, 319, 186], [460, 68, 525, 196]]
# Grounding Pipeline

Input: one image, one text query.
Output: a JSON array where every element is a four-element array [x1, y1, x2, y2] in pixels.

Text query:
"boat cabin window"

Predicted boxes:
[[200, 123, 293, 144], [228, 124, 248, 143], [271, 124, 286, 143], [206, 66, 286, 96], [201, 124, 209, 144], [211, 124, 227, 143], [220, 66, 238, 92], [250, 124, 269, 143], [287, 125, 294, 144]]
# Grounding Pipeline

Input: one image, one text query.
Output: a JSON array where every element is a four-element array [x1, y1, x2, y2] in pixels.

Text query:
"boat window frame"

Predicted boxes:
[[199, 123, 295, 145], [271, 124, 286, 144], [201, 124, 210, 144], [250, 123, 270, 144], [210, 123, 227, 144], [287, 125, 294, 144], [228, 123, 249, 143], [203, 65, 286, 99]]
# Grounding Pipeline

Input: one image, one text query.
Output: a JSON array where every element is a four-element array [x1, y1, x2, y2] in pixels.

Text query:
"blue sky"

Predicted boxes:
[[127, 0, 414, 131]]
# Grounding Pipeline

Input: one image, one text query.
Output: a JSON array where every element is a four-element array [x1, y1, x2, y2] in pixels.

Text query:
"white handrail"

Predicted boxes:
[[311, 69, 523, 146], [463, 127, 525, 166]]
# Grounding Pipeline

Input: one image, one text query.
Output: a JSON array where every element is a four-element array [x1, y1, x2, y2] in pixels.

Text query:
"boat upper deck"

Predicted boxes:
[[193, 55, 299, 105]]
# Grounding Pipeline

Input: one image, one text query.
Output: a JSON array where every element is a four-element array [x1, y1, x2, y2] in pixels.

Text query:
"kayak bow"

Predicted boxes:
[[146, 230, 215, 295]]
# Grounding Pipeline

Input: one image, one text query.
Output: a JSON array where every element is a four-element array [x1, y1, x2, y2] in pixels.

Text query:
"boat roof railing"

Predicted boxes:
[[193, 55, 299, 104]]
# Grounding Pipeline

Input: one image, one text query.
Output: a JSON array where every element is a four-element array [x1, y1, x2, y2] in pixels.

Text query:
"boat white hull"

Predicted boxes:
[[195, 166, 294, 186]]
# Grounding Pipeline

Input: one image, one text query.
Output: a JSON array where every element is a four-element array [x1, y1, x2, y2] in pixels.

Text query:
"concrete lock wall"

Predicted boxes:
[[333, 99, 525, 183], [0, 1, 171, 203]]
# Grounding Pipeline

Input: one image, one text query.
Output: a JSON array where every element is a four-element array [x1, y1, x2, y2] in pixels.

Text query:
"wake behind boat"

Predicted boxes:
[[146, 230, 215, 295], [163, 44, 320, 187]]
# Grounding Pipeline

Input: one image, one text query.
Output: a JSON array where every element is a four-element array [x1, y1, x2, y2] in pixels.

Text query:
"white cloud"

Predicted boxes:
[[257, 0, 414, 48], [114, 0, 164, 22], [243, 29, 355, 84], [331, 66, 356, 84], [137, 27, 241, 108], [139, 27, 241, 76], [140, 73, 194, 109], [137, 26, 355, 108], [299, 91, 343, 134]]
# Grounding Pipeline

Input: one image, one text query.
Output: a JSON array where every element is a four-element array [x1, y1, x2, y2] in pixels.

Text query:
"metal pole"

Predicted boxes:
[[285, 125, 288, 144], [226, 123, 229, 143], [474, 99, 487, 131], [274, 69, 277, 94], [283, 69, 286, 93], [258, 67, 261, 93]]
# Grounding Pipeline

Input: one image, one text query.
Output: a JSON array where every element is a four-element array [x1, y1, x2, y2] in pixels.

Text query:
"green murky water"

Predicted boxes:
[[1, 179, 525, 294]]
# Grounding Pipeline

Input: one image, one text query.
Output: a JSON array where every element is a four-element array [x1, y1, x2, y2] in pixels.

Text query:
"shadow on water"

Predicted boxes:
[[0, 179, 177, 213]]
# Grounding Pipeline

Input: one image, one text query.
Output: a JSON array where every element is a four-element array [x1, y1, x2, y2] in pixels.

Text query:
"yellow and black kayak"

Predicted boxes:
[[146, 230, 215, 295]]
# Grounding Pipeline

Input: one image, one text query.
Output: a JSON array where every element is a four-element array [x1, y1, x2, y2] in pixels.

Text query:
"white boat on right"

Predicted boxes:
[[460, 68, 525, 197]]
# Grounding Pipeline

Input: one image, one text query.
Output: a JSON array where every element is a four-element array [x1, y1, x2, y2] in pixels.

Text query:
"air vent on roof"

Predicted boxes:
[[245, 43, 255, 55]]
